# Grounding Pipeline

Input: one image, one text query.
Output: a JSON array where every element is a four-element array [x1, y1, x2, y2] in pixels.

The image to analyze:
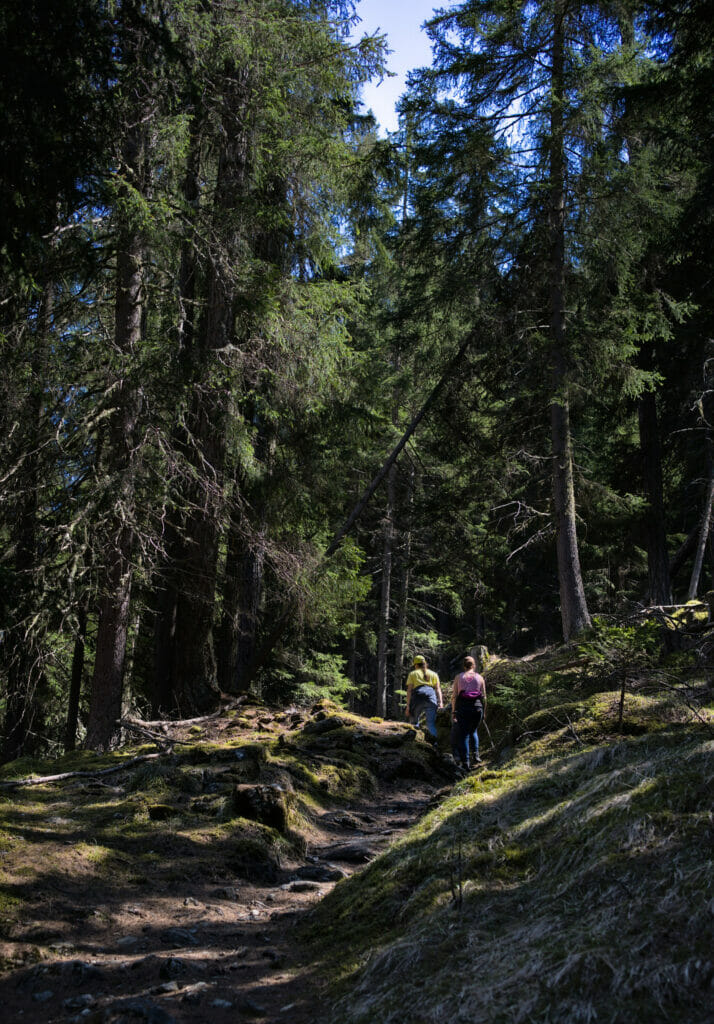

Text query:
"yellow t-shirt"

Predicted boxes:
[[406, 668, 440, 693]]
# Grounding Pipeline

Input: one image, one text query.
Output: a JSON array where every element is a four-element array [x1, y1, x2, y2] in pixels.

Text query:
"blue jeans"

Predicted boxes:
[[410, 697, 438, 738], [454, 698, 483, 766]]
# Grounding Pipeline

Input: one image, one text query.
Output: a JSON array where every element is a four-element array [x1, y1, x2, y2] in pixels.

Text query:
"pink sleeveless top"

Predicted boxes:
[[455, 670, 484, 700]]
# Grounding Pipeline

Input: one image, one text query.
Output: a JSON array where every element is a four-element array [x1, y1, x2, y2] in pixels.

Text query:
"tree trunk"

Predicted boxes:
[[687, 431, 714, 600], [85, 245, 142, 747], [391, 466, 414, 719], [217, 515, 267, 695], [1, 275, 52, 762], [376, 462, 396, 717], [152, 121, 201, 716], [157, 97, 252, 713], [217, 410, 274, 694], [638, 390, 672, 605], [548, 4, 591, 641], [85, 123, 144, 749], [64, 601, 88, 752]]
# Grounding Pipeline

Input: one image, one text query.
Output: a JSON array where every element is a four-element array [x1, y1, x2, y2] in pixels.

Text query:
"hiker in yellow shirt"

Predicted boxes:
[[405, 655, 443, 741]]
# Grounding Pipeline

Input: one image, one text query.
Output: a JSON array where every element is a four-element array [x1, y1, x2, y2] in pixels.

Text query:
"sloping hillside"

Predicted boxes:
[[302, 642, 714, 1023]]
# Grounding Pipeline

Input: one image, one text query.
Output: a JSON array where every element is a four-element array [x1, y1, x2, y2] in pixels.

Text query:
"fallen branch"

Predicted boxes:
[[0, 752, 164, 789], [121, 697, 248, 731], [654, 676, 714, 735], [119, 719, 174, 751]]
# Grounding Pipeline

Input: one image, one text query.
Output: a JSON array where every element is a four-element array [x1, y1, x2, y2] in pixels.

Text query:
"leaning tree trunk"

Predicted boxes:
[[548, 4, 591, 641], [638, 390, 672, 605]]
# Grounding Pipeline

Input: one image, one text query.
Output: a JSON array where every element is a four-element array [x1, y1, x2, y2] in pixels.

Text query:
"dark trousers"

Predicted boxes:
[[453, 697, 483, 766]]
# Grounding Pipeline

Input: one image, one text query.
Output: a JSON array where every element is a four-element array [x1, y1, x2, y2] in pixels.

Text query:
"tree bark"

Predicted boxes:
[[152, 119, 201, 715], [64, 601, 88, 752], [153, 75, 251, 715], [85, 202, 143, 749], [85, 115, 144, 749], [391, 464, 414, 719], [376, 462, 396, 717], [217, 508, 267, 695], [638, 390, 672, 605], [1, 278, 52, 762], [548, 4, 591, 641], [687, 431, 714, 600]]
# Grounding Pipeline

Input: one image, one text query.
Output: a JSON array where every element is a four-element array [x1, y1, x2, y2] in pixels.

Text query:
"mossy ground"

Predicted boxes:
[[301, 648, 714, 1024], [0, 700, 445, 956], [1, 647, 711, 1022]]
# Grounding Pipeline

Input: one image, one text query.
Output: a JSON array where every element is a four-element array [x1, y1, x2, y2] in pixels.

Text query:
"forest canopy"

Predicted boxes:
[[1, 0, 713, 757]]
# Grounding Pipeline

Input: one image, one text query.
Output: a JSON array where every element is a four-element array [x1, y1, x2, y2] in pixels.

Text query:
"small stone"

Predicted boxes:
[[62, 994, 95, 1011], [293, 863, 346, 882], [152, 981, 180, 994], [64, 961, 104, 985], [117, 934, 139, 948], [160, 957, 189, 979], [132, 954, 160, 971], [211, 998, 233, 1008], [160, 927, 199, 947], [182, 981, 211, 1004], [280, 880, 321, 893], [240, 998, 267, 1016], [318, 841, 376, 863], [215, 886, 240, 900], [105, 997, 175, 1022], [32, 990, 54, 1003]]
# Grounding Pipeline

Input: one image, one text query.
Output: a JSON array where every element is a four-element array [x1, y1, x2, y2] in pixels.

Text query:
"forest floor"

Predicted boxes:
[[2, 636, 712, 1024], [0, 702, 455, 1024]]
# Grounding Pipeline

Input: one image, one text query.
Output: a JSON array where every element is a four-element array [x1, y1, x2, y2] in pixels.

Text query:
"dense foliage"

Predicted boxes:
[[1, 0, 713, 755]]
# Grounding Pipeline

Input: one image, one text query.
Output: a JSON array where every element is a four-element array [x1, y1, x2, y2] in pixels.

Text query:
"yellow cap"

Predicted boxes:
[[413, 655, 426, 666]]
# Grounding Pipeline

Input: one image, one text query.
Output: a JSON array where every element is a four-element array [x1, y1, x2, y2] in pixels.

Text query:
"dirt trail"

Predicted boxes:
[[0, 712, 444, 1024]]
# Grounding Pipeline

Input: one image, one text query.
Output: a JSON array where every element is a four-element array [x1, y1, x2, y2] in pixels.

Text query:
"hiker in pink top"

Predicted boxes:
[[451, 655, 487, 769]]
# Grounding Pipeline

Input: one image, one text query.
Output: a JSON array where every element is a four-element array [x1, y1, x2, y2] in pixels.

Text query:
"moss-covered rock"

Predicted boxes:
[[231, 783, 294, 833]]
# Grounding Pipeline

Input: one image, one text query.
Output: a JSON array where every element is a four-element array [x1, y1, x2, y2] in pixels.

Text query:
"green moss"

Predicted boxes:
[[0, 892, 23, 939], [300, 659, 713, 1024]]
